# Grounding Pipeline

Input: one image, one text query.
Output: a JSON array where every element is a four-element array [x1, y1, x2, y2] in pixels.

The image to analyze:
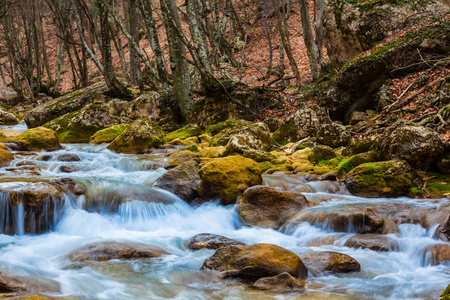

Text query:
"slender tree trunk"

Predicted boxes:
[[127, 0, 142, 88], [299, 0, 322, 81]]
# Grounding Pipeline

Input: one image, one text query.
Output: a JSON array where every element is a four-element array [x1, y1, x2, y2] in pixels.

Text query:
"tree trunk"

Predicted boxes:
[[299, 0, 322, 81], [127, 0, 143, 88]]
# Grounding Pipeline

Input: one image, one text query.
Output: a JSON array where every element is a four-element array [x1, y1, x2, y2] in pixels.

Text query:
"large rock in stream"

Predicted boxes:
[[0, 109, 18, 125], [2, 127, 61, 152], [237, 185, 312, 229], [201, 243, 308, 280], [184, 233, 246, 251], [301, 251, 361, 276], [252, 272, 305, 292], [344, 234, 399, 252]]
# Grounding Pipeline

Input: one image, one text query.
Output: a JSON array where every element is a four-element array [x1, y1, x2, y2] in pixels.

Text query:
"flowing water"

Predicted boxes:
[[0, 123, 449, 299]]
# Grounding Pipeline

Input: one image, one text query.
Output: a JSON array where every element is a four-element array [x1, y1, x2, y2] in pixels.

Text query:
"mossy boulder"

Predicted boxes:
[[164, 125, 203, 143], [90, 124, 130, 144], [6, 127, 61, 151], [243, 150, 275, 162], [68, 242, 169, 262], [201, 243, 308, 280], [342, 135, 378, 156], [0, 148, 14, 167], [124, 91, 163, 120], [440, 283, 450, 300], [199, 146, 226, 158], [344, 234, 399, 252], [253, 272, 305, 292], [337, 151, 379, 175], [24, 80, 110, 128], [43, 102, 123, 143], [272, 104, 330, 145], [198, 155, 262, 205], [308, 145, 337, 164], [224, 122, 272, 155], [344, 160, 413, 197], [184, 233, 246, 251], [209, 121, 266, 148], [301, 251, 361, 276], [0, 108, 18, 125], [166, 150, 201, 168], [107, 119, 164, 154], [377, 121, 444, 170], [237, 185, 312, 229], [437, 152, 450, 174], [206, 119, 252, 136], [315, 122, 351, 148], [153, 160, 200, 202]]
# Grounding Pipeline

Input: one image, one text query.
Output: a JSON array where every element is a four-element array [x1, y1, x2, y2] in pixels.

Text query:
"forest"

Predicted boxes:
[[0, 0, 449, 299]]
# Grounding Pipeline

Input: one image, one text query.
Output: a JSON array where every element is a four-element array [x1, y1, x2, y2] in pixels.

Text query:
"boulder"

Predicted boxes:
[[337, 151, 379, 175], [0, 109, 18, 125], [377, 121, 444, 170], [68, 242, 169, 262], [343, 160, 413, 197], [242, 150, 275, 162], [89, 124, 130, 144], [59, 165, 91, 173], [349, 111, 369, 125], [124, 91, 163, 120], [184, 233, 246, 251], [24, 81, 110, 128], [106, 99, 129, 117], [55, 153, 80, 162], [201, 243, 308, 280], [5, 127, 61, 152], [237, 185, 311, 229], [272, 104, 330, 145], [308, 145, 336, 164], [301, 251, 361, 276], [253, 272, 305, 292], [153, 160, 200, 202], [441, 283, 450, 300], [43, 102, 123, 143], [344, 234, 399, 252], [425, 244, 450, 265], [0, 148, 14, 167], [0, 86, 19, 106], [206, 119, 252, 136], [198, 156, 262, 205], [52, 178, 86, 196], [437, 152, 450, 174], [342, 135, 378, 156], [166, 150, 201, 168], [0, 275, 59, 294], [315, 123, 351, 148], [223, 122, 272, 155], [323, 0, 447, 66], [199, 146, 226, 158], [164, 125, 203, 143], [107, 119, 165, 154], [0, 181, 67, 234]]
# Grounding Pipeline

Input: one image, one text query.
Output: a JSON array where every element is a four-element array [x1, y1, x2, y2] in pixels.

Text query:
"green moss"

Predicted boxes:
[[90, 124, 130, 144], [337, 151, 378, 175], [308, 146, 337, 165], [206, 119, 251, 136], [164, 125, 203, 142], [184, 144, 200, 152], [425, 173, 450, 197], [272, 118, 298, 146], [440, 284, 450, 300], [408, 186, 425, 198]]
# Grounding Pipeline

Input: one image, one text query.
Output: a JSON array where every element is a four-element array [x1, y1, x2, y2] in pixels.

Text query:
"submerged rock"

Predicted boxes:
[[0, 275, 60, 294], [52, 178, 86, 196], [107, 119, 165, 154], [153, 160, 200, 202], [68, 242, 169, 262], [253, 272, 305, 292], [301, 251, 361, 276], [424, 244, 450, 265], [198, 156, 262, 205], [55, 153, 80, 162], [344, 234, 399, 252], [237, 185, 311, 229], [184, 233, 246, 251], [201, 243, 308, 280]]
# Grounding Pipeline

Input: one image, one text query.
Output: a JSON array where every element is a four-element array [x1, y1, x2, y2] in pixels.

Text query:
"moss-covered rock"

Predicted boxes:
[[166, 150, 201, 168], [308, 145, 337, 164], [198, 155, 262, 205], [440, 283, 450, 300], [272, 104, 330, 145], [301, 251, 361, 276], [237, 185, 312, 229], [89, 124, 130, 144], [164, 125, 203, 143], [199, 146, 226, 158], [337, 151, 379, 175], [206, 119, 252, 136], [377, 121, 444, 170], [6, 127, 61, 151], [44, 102, 123, 143], [107, 119, 164, 154], [224, 122, 272, 155], [243, 150, 275, 162], [0, 148, 13, 167], [253, 272, 305, 292], [201, 243, 308, 280], [342, 135, 378, 156], [315, 122, 351, 148], [344, 160, 413, 197], [0, 108, 18, 125]]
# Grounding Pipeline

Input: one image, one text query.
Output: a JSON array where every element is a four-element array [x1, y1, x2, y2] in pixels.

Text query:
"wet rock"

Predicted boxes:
[[166, 150, 201, 168], [184, 233, 246, 251], [0, 148, 14, 167], [52, 178, 86, 196], [107, 119, 165, 154], [344, 234, 399, 252], [349, 111, 369, 125], [0, 275, 60, 294], [24, 81, 110, 128], [164, 125, 203, 143], [89, 124, 130, 144], [35, 154, 52, 161], [68, 242, 169, 262], [0, 129, 21, 138], [301, 251, 361, 276], [437, 152, 450, 174], [253, 272, 305, 292], [272, 104, 330, 145], [5, 127, 61, 152], [424, 244, 450, 265], [343, 160, 413, 197], [5, 166, 41, 176], [0, 181, 66, 234], [0, 293, 59, 299], [0, 109, 18, 125], [198, 156, 262, 205], [55, 153, 81, 162], [377, 121, 444, 170], [237, 185, 312, 229], [223, 122, 272, 155], [59, 165, 91, 173], [43, 102, 124, 143], [440, 283, 450, 300], [0, 86, 19, 106], [308, 145, 337, 164], [306, 234, 347, 247], [199, 146, 226, 158], [153, 160, 200, 202], [201, 243, 308, 280], [315, 123, 351, 148]]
